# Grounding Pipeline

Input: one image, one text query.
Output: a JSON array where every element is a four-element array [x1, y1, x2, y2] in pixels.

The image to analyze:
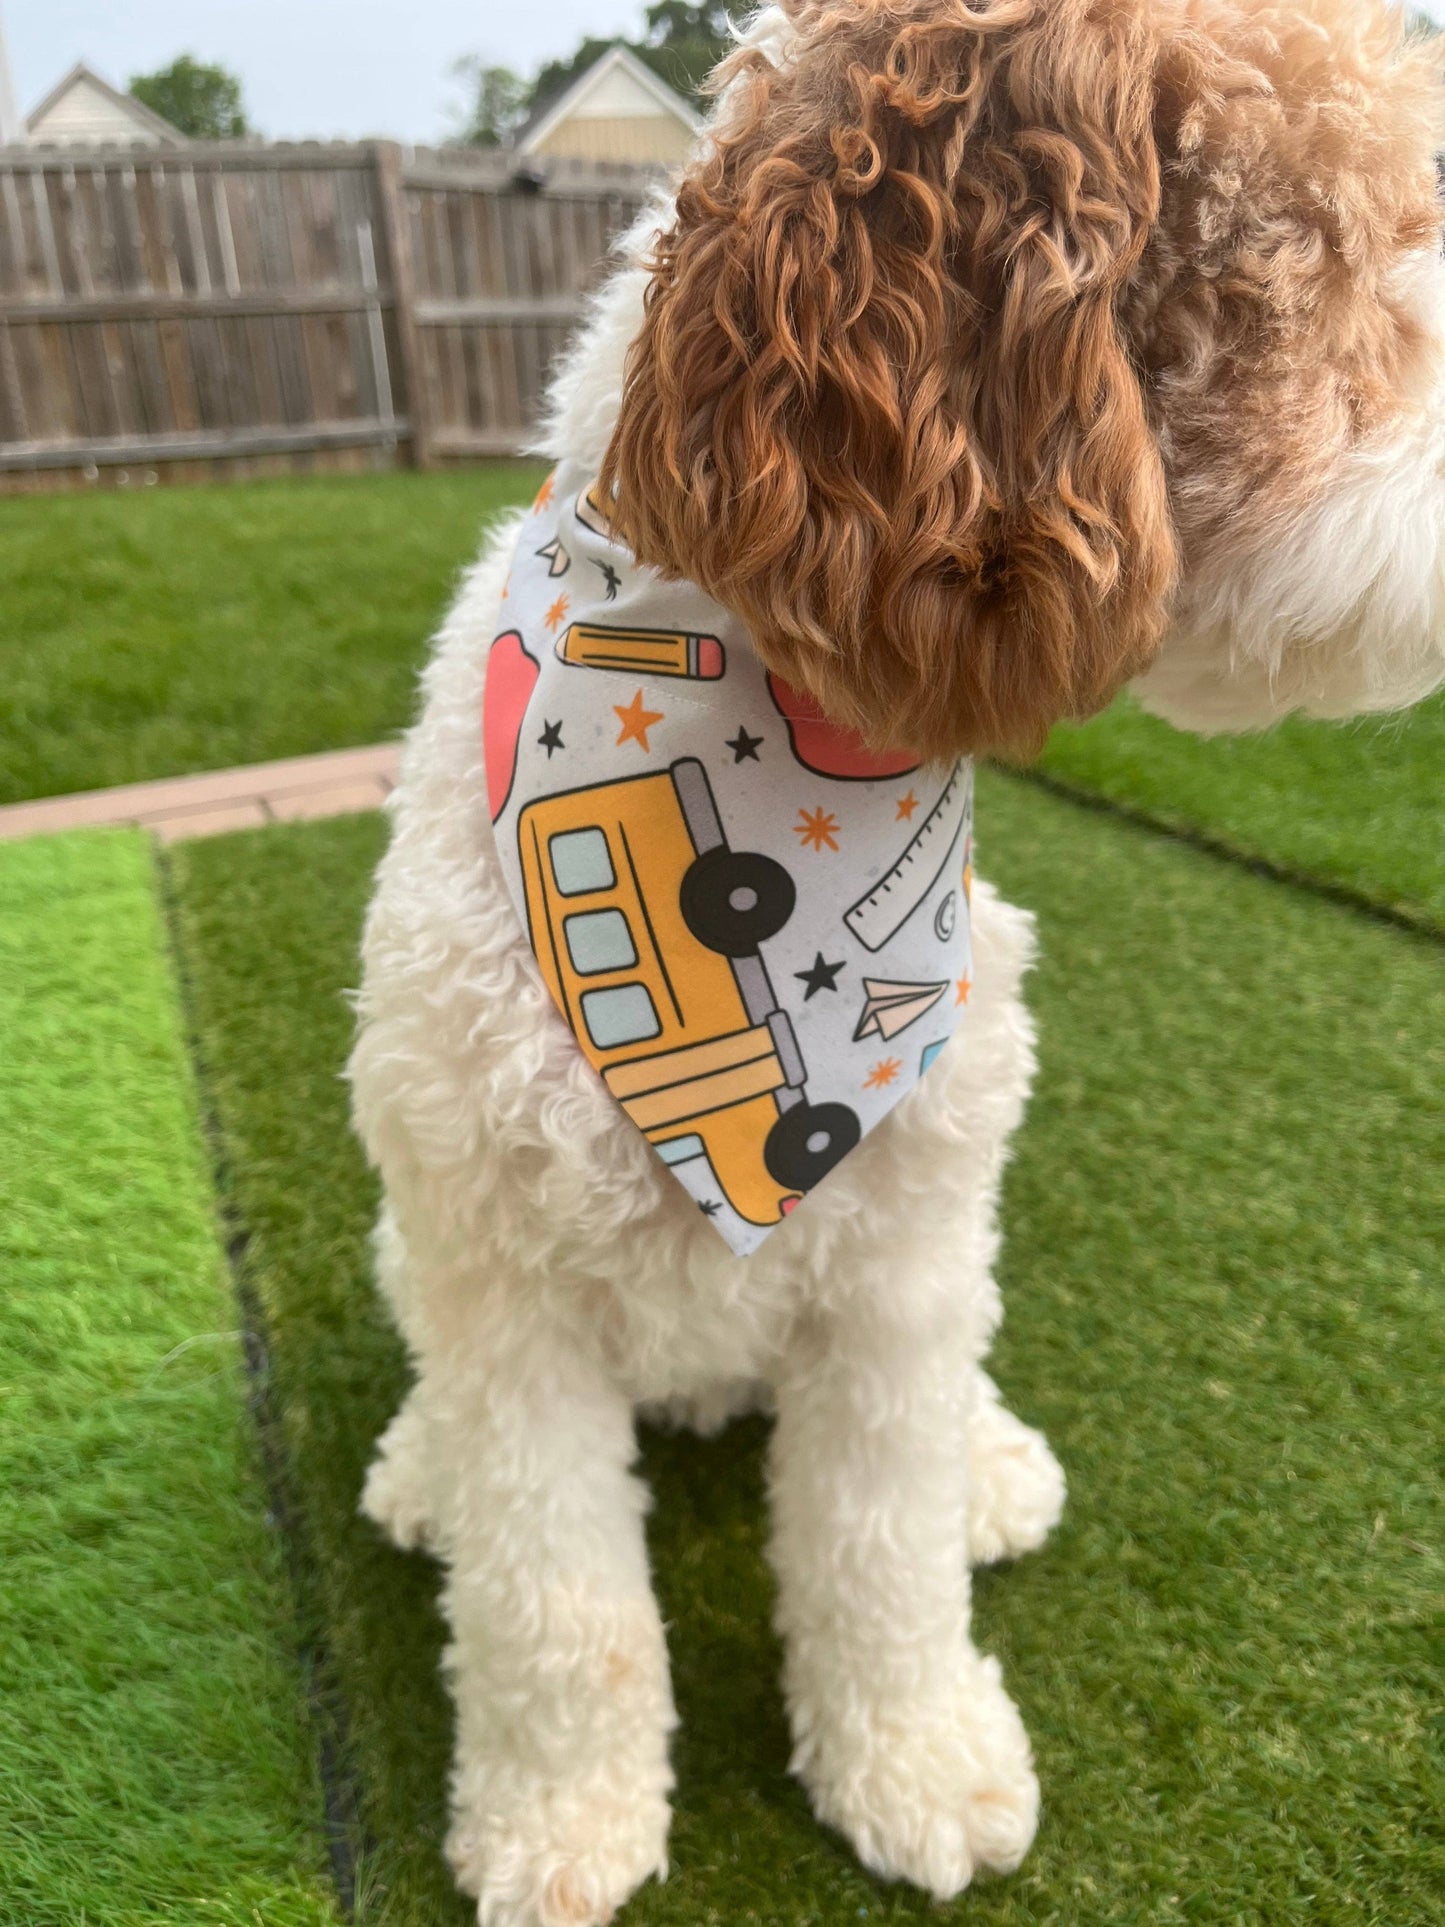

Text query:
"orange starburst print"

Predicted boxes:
[[613, 689, 664, 750], [794, 805, 840, 853], [955, 973, 972, 1005], [532, 471, 556, 514], [895, 789, 919, 821], [543, 592, 570, 632], [864, 1057, 902, 1090]]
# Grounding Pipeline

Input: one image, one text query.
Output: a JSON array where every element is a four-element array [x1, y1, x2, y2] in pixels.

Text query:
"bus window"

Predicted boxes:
[[549, 827, 615, 896], [580, 983, 661, 1050], [657, 1134, 706, 1167], [564, 908, 637, 976]]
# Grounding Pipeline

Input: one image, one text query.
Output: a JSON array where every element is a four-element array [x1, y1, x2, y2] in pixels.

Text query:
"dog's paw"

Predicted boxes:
[[794, 1655, 1039, 1900], [448, 1779, 670, 1927], [359, 1402, 438, 1552], [965, 1378, 1066, 1566]]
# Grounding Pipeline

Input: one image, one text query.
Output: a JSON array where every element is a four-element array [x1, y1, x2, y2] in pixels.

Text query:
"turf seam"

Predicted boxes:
[[167, 803, 1445, 1925], [152, 838, 369, 1922], [1009, 764, 1445, 943]]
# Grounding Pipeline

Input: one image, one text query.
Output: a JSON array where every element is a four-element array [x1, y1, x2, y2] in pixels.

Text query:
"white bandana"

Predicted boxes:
[[484, 461, 974, 1256]]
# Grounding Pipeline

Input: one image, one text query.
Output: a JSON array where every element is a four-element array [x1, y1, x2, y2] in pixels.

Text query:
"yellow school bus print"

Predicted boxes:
[[517, 758, 861, 1229]]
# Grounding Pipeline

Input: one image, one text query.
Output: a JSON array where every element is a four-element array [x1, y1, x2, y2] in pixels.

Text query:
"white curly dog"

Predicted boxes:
[[349, 4, 1445, 1922]]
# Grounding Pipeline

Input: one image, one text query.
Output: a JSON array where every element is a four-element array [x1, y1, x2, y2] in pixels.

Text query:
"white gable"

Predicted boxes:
[[571, 61, 676, 121], [520, 45, 701, 159], [29, 71, 175, 146]]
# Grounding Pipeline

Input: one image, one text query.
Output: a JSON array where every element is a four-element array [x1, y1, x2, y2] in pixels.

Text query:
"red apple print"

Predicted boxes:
[[767, 673, 919, 781], [484, 631, 540, 821]]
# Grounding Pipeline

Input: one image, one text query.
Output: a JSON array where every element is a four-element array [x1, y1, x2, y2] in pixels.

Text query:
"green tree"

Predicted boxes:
[[526, 2, 732, 122], [527, 36, 630, 123], [452, 58, 529, 147], [129, 55, 251, 140], [638, 0, 733, 98], [451, 4, 732, 148]]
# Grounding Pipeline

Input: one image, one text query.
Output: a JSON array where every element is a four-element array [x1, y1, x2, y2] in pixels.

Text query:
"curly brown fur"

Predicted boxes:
[[602, 0, 1179, 762], [601, 0, 1444, 761], [1134, 0, 1443, 575]]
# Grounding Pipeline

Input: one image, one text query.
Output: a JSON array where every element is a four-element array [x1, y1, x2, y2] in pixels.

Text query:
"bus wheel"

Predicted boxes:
[[764, 1102, 861, 1191], [681, 848, 795, 955]]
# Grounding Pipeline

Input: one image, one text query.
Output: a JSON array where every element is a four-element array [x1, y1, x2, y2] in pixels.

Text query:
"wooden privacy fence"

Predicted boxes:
[[0, 142, 657, 491]]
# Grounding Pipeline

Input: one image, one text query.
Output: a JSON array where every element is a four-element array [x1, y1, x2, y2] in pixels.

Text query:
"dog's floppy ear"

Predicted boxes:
[[600, 0, 1178, 760]]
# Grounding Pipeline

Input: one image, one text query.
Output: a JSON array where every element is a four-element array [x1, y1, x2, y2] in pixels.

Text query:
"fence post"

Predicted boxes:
[[372, 140, 432, 470]]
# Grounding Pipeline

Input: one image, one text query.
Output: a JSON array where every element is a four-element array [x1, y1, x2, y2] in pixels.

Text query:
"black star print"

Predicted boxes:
[[698, 1199, 721, 1217], [795, 952, 845, 1000], [538, 720, 564, 757], [726, 726, 764, 763], [595, 560, 622, 601]]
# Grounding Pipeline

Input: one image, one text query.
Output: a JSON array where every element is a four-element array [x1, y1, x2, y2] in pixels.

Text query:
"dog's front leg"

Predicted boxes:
[[423, 1320, 675, 1927], [768, 1295, 1039, 1899]]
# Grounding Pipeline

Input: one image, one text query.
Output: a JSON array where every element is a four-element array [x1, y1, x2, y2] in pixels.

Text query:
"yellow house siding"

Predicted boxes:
[[531, 115, 695, 165]]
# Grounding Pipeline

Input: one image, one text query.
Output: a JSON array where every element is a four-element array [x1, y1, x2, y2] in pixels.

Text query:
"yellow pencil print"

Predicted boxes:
[[557, 622, 726, 681]]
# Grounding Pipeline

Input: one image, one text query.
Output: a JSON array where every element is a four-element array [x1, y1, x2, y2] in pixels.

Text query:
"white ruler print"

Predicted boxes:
[[843, 762, 971, 953]]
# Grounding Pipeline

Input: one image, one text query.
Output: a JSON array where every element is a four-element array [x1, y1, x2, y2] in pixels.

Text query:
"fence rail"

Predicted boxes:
[[0, 141, 656, 491]]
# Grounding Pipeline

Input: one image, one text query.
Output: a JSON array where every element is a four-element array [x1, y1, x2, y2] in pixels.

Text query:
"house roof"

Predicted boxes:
[[517, 44, 702, 157], [26, 61, 185, 144]]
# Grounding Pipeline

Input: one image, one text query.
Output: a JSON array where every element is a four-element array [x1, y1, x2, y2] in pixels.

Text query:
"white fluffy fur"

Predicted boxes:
[[1135, 251, 1445, 732], [350, 503, 1061, 1922], [348, 12, 1445, 1924]]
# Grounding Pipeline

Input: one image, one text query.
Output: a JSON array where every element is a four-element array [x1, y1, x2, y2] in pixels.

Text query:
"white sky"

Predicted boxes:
[[2, 0, 655, 145], [3, 1, 1441, 146]]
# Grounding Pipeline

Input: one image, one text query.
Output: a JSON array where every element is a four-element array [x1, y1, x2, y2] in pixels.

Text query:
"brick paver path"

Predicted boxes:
[[0, 743, 400, 845]]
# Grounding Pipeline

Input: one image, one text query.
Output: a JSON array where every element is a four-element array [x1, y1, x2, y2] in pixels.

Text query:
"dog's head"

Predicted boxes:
[[599, 0, 1445, 757]]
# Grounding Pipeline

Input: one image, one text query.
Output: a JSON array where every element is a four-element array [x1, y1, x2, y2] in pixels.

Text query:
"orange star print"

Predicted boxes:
[[613, 688, 664, 750], [532, 471, 556, 513], [795, 805, 841, 853], [487, 454, 980, 1257]]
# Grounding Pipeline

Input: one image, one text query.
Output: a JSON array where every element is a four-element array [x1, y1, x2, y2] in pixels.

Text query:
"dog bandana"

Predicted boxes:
[[483, 461, 974, 1256]]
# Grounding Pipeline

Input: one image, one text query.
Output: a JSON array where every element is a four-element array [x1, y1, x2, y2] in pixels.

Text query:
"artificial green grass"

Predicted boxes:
[[5, 457, 1438, 925], [168, 785, 1443, 1927], [0, 831, 343, 1927], [1037, 688, 1445, 930], [0, 463, 546, 805]]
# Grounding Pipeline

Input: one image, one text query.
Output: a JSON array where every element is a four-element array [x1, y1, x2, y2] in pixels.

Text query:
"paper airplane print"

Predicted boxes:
[[852, 976, 950, 1043], [485, 458, 976, 1256]]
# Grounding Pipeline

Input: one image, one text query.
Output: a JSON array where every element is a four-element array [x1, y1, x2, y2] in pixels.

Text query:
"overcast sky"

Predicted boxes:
[[3, 1, 1440, 145], [2, 1, 657, 145]]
